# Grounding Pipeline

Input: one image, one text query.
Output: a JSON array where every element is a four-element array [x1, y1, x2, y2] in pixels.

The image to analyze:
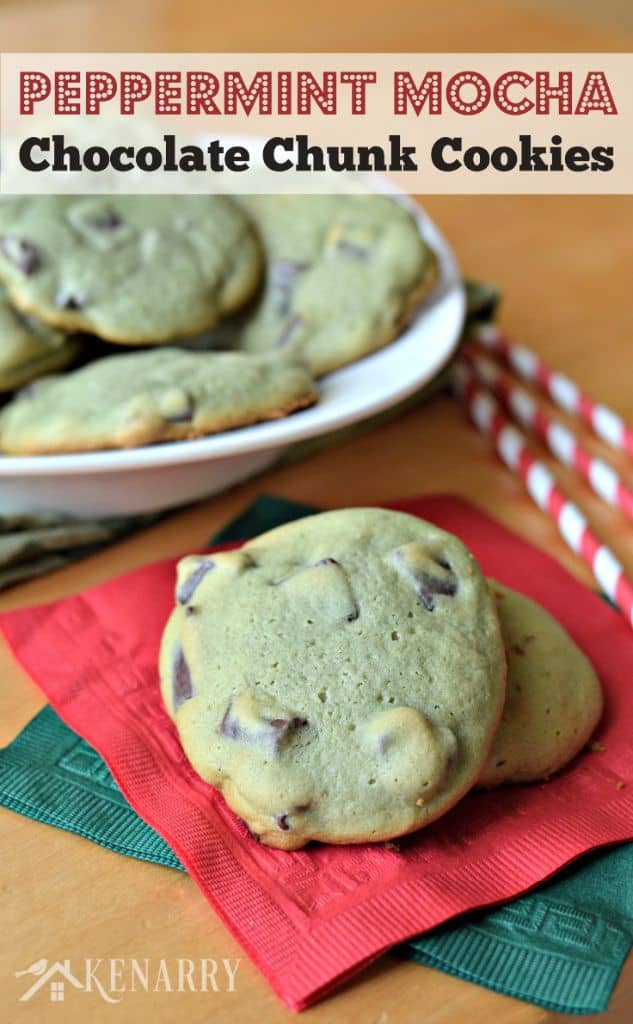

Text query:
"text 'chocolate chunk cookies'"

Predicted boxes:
[[160, 508, 506, 850]]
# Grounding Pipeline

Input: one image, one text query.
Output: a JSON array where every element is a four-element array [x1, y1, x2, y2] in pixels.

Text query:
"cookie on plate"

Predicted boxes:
[[226, 195, 437, 377], [0, 347, 316, 453], [479, 582, 603, 787], [0, 281, 80, 392], [0, 196, 261, 345], [159, 508, 506, 849]]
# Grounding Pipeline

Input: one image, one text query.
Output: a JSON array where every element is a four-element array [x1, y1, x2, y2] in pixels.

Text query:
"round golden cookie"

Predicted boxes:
[[0, 195, 262, 344], [159, 508, 506, 850], [0, 281, 80, 393], [479, 582, 603, 787], [0, 347, 316, 453], [225, 194, 438, 377]]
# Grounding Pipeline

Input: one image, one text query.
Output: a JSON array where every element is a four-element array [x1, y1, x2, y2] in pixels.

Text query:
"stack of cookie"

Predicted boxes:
[[0, 194, 437, 454], [159, 508, 603, 850]]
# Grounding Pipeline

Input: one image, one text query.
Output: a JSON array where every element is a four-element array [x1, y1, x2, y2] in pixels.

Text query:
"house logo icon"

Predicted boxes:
[[15, 959, 84, 1002]]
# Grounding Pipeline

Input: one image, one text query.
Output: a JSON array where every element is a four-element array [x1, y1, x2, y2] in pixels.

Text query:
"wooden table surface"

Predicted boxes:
[[1, 1, 632, 1020]]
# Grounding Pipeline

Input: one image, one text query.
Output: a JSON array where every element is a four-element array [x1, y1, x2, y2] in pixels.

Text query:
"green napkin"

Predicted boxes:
[[1, 494, 631, 1016], [402, 847, 633, 1015], [0, 511, 160, 591]]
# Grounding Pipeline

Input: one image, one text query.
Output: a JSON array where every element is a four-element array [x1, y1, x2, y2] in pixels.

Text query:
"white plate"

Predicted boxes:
[[0, 194, 465, 517]]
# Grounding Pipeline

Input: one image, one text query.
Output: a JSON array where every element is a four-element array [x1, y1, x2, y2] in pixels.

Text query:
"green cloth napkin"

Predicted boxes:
[[1, 494, 631, 1016], [0, 280, 499, 592]]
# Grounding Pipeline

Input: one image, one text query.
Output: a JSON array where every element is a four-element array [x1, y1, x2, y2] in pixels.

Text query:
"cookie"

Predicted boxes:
[[479, 582, 603, 787], [0, 348, 316, 453], [159, 508, 506, 850], [224, 195, 437, 377], [0, 281, 80, 392], [0, 195, 261, 344]]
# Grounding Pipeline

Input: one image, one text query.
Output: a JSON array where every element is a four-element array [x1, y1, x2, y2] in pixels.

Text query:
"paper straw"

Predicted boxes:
[[472, 323, 633, 459], [462, 345, 633, 522], [453, 361, 633, 629]]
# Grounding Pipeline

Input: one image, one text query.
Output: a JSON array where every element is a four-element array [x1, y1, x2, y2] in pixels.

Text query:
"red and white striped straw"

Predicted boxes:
[[472, 323, 633, 459], [462, 344, 633, 522], [454, 361, 633, 628]]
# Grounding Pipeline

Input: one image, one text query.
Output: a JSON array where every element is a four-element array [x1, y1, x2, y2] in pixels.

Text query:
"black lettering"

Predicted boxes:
[[463, 145, 489, 171], [262, 136, 294, 171], [388, 135, 417, 171], [431, 136, 462, 171], [591, 145, 614, 171], [224, 145, 249, 171], [356, 145, 387, 172], [295, 135, 326, 171], [565, 146, 590, 171], [519, 134, 547, 171], [51, 135, 82, 171], [549, 135, 564, 171], [163, 134, 178, 172], [110, 146, 134, 171], [19, 136, 50, 171], [206, 140, 225, 170], [490, 145, 517, 171], [327, 145, 355, 171], [179, 146, 206, 172], [83, 146, 110, 172], [136, 146, 163, 171]]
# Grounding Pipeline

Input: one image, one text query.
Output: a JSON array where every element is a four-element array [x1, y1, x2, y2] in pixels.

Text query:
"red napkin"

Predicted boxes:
[[2, 495, 633, 1012]]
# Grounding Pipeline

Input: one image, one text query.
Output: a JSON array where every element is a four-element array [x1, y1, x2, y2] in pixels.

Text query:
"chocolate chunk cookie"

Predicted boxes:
[[0, 196, 261, 344], [160, 508, 506, 849], [0, 348, 316, 453], [0, 281, 80, 392], [226, 195, 437, 377], [479, 582, 603, 787]]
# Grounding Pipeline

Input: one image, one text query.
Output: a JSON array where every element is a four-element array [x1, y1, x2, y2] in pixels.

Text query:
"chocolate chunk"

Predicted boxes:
[[335, 237, 371, 260], [220, 695, 307, 752], [56, 288, 87, 311], [219, 702, 249, 743], [89, 208, 123, 230], [0, 235, 42, 275], [389, 543, 458, 612], [158, 386, 195, 424], [269, 715, 309, 743], [416, 572, 458, 612], [275, 813, 291, 831], [273, 557, 359, 623], [164, 400, 194, 424], [269, 260, 309, 316], [275, 313, 305, 349], [177, 560, 215, 605], [325, 223, 375, 260], [173, 647, 194, 709]]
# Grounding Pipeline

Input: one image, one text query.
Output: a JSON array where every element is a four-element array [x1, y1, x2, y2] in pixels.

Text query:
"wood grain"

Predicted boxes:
[[1, 1, 632, 1021]]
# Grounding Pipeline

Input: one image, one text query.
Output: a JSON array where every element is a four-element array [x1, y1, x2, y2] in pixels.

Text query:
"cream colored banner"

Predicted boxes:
[[1, 53, 630, 194]]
